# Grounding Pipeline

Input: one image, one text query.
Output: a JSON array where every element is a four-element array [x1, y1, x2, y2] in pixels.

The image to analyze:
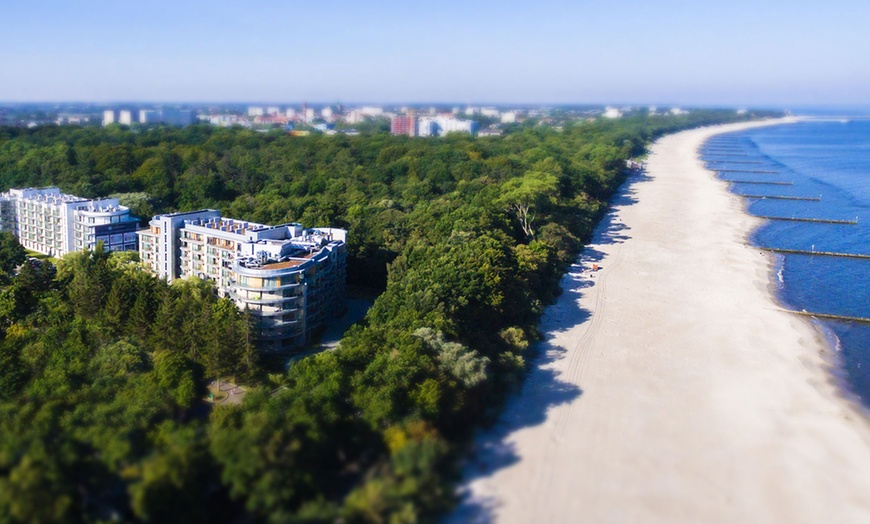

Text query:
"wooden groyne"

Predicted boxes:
[[789, 310, 870, 324], [728, 180, 793, 186], [715, 169, 779, 174], [736, 195, 821, 201], [704, 152, 750, 157], [755, 215, 857, 225], [758, 247, 870, 260]]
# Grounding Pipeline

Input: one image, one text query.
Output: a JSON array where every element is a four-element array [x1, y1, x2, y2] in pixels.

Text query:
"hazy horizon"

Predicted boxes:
[[3, 1, 869, 106]]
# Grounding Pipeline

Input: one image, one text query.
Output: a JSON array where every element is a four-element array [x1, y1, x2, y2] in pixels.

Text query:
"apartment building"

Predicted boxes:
[[138, 211, 347, 351], [0, 187, 139, 257]]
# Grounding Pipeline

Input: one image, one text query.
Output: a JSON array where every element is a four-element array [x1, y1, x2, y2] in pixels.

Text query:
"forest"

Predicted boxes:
[[0, 110, 768, 522]]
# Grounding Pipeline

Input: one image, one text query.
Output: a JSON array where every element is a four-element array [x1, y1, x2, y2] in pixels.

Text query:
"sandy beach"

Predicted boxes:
[[449, 119, 870, 523]]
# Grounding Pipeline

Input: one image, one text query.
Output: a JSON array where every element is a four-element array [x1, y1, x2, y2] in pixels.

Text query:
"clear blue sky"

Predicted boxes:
[[2, 0, 868, 106]]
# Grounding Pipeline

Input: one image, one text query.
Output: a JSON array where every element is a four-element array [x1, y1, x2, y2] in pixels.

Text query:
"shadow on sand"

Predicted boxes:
[[445, 170, 650, 523]]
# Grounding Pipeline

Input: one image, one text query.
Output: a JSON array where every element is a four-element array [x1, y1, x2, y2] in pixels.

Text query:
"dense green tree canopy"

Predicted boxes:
[[0, 109, 763, 522]]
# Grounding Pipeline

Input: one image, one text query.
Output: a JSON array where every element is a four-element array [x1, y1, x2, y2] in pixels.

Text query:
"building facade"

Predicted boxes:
[[390, 114, 416, 136], [416, 116, 479, 137], [0, 187, 139, 257], [138, 211, 347, 351]]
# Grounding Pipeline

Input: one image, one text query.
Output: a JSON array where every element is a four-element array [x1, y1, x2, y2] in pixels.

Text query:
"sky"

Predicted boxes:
[[2, 0, 869, 107]]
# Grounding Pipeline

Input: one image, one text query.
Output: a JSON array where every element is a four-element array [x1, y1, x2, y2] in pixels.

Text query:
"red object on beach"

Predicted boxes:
[[592, 263, 599, 271]]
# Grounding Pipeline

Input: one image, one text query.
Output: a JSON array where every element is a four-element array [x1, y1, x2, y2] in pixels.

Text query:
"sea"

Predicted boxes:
[[700, 115, 870, 408]]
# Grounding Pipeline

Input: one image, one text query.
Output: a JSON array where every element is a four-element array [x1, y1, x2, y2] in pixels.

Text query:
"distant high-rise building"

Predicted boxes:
[[391, 114, 417, 136], [118, 110, 134, 125], [304, 108, 315, 122], [161, 109, 194, 126], [248, 106, 265, 117], [321, 107, 334, 120], [102, 110, 116, 126], [603, 107, 622, 119], [139, 109, 160, 124], [360, 106, 384, 117], [415, 116, 477, 137], [501, 112, 517, 124], [266, 106, 281, 116]]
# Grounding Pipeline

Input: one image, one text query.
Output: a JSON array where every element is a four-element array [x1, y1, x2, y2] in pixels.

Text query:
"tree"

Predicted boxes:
[[0, 231, 26, 278], [498, 170, 559, 239]]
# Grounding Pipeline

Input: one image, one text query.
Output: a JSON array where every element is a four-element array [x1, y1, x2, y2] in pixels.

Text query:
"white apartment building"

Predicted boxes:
[[138, 211, 347, 351], [103, 110, 116, 126], [603, 107, 623, 119], [119, 110, 134, 125], [417, 116, 479, 137], [0, 187, 139, 257]]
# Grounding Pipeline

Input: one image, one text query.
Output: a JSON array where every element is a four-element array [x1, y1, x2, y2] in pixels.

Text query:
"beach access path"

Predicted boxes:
[[448, 119, 870, 523]]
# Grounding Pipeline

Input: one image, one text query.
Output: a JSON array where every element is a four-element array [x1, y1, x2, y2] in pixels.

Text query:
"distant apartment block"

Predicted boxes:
[[416, 116, 478, 137], [390, 114, 416, 136], [137, 211, 347, 351], [139, 109, 161, 124], [0, 187, 139, 257], [103, 109, 136, 126], [501, 112, 518, 124], [119, 110, 134, 125], [603, 107, 623, 119], [136, 108, 194, 126]]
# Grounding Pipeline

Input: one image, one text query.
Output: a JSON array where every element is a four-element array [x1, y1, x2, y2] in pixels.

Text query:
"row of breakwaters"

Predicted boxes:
[[728, 180, 794, 186], [754, 215, 857, 225], [706, 126, 870, 335], [735, 195, 821, 201], [715, 169, 780, 174], [758, 247, 870, 260]]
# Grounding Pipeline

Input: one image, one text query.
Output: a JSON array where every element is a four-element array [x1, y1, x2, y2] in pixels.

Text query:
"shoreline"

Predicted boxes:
[[705, 121, 870, 421], [448, 117, 870, 523]]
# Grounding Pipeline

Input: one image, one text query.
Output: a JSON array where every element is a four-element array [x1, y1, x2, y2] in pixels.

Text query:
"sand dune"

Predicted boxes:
[[448, 120, 870, 523]]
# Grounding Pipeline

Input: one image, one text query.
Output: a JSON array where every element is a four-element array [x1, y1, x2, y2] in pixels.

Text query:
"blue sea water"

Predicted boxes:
[[701, 118, 870, 407]]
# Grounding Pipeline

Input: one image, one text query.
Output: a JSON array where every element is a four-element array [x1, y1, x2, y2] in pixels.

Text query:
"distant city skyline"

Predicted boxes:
[[3, 0, 869, 107]]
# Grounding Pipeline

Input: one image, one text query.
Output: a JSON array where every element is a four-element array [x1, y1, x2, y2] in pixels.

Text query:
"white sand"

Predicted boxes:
[[449, 120, 870, 523]]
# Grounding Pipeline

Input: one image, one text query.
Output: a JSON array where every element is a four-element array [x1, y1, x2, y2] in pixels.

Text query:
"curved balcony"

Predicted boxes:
[[230, 280, 304, 292]]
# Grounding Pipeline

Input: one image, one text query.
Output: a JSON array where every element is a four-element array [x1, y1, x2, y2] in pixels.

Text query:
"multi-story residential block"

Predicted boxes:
[[501, 111, 518, 124], [139, 109, 160, 124], [391, 114, 416, 136], [416, 116, 478, 137], [119, 110, 134, 125], [0, 187, 139, 257], [103, 110, 116, 126], [138, 210, 347, 351]]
